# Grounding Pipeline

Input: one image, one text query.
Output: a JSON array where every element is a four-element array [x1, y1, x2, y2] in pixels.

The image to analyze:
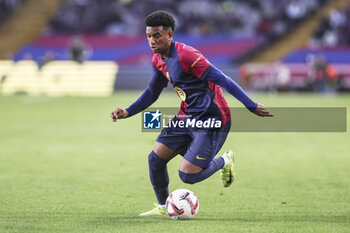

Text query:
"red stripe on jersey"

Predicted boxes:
[[177, 102, 189, 120], [208, 81, 231, 126], [152, 54, 171, 83]]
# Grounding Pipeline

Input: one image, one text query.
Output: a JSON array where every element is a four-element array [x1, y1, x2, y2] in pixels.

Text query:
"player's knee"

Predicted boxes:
[[148, 151, 166, 169], [178, 170, 197, 184]]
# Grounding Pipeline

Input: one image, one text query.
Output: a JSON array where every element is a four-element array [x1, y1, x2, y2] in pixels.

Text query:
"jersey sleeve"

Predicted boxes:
[[125, 67, 168, 117], [206, 65, 258, 112], [178, 44, 211, 80]]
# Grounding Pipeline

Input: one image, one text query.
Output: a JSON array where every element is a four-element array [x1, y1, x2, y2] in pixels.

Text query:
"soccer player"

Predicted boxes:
[[110, 11, 273, 216]]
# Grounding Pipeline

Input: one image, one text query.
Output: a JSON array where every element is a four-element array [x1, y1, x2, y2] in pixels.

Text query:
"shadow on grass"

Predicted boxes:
[[196, 215, 349, 224], [87, 214, 349, 225]]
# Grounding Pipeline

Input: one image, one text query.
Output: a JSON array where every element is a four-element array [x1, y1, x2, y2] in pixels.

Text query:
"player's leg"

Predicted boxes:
[[178, 156, 227, 184], [149, 142, 177, 206], [140, 142, 177, 216], [140, 125, 192, 216], [178, 121, 233, 185]]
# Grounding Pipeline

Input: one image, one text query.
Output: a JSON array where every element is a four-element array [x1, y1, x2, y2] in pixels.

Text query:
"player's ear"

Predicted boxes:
[[168, 30, 174, 39]]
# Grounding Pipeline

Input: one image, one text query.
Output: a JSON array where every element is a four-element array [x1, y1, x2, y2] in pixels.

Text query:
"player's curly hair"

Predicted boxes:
[[145, 11, 175, 32]]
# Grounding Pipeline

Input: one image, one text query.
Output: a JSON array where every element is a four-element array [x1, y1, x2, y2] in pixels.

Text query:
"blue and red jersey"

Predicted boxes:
[[126, 41, 257, 127], [152, 42, 231, 126]]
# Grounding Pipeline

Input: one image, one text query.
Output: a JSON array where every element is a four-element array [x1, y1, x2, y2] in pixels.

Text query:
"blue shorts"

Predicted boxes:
[[156, 118, 231, 168]]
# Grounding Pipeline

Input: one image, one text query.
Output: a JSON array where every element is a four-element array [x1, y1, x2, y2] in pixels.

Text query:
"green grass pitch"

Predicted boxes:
[[0, 92, 349, 233]]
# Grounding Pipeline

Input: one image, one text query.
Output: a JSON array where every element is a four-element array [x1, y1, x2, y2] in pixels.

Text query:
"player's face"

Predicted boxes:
[[146, 26, 173, 57]]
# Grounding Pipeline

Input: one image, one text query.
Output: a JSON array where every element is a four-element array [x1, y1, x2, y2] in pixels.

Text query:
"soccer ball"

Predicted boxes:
[[166, 189, 199, 220]]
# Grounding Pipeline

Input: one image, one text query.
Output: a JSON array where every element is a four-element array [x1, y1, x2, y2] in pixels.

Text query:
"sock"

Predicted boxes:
[[179, 157, 225, 184], [148, 151, 169, 205], [222, 154, 231, 167]]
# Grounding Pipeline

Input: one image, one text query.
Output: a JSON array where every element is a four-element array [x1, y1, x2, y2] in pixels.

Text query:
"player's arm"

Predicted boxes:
[[179, 44, 272, 117], [110, 68, 167, 122], [180, 46, 272, 116], [205, 65, 273, 117]]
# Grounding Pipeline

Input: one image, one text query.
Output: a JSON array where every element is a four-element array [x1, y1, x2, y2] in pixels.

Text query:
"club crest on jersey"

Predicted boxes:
[[174, 86, 186, 101]]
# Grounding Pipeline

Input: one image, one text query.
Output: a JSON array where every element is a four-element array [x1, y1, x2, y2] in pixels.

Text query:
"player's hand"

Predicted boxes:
[[110, 108, 128, 122], [253, 103, 274, 117]]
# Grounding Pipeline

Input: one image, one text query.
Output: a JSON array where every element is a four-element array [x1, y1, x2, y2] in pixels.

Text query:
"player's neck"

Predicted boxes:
[[161, 42, 172, 60]]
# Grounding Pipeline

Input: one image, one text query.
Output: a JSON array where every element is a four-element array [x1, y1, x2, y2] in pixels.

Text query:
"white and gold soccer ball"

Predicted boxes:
[[166, 189, 199, 220]]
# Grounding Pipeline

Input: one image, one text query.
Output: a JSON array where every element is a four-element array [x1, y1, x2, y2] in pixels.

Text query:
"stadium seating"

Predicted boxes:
[[14, 34, 262, 66], [12, 0, 329, 65], [2, 0, 350, 93], [283, 47, 350, 64], [0, 0, 24, 23], [242, 62, 350, 91]]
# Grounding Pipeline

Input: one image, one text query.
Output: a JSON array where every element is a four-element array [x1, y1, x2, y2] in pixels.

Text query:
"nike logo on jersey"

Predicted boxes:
[[196, 155, 206, 160]]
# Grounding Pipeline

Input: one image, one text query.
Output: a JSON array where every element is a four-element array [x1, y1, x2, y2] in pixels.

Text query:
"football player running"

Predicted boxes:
[[111, 11, 273, 216]]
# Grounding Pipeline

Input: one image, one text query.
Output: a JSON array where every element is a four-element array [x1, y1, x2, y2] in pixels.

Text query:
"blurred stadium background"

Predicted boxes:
[[1, 1, 350, 232], [1, 0, 350, 95]]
